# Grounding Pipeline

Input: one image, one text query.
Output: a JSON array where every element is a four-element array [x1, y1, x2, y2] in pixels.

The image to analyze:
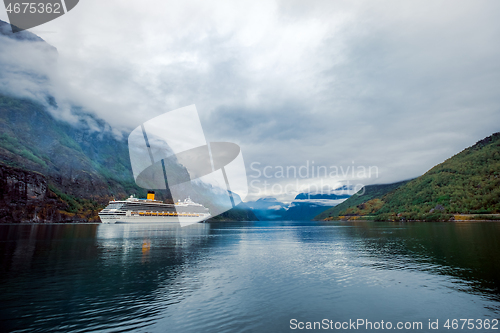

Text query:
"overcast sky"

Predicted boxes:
[[1, 1, 499, 202]]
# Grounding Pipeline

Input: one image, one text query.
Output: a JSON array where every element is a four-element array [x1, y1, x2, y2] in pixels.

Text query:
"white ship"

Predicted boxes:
[[98, 191, 211, 224]]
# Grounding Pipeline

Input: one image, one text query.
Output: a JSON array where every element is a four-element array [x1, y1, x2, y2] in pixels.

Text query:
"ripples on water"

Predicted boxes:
[[0, 221, 499, 332]]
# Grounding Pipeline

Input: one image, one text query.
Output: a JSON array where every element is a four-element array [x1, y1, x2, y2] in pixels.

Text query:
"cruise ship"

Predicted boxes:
[[98, 191, 211, 224]]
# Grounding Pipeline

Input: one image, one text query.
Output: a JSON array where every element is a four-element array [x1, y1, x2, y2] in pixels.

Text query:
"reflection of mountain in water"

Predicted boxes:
[[0, 224, 226, 332], [314, 221, 500, 302], [1, 222, 499, 332]]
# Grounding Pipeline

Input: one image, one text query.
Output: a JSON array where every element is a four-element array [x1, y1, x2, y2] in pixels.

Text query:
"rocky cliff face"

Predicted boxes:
[[0, 164, 99, 223], [0, 164, 61, 222]]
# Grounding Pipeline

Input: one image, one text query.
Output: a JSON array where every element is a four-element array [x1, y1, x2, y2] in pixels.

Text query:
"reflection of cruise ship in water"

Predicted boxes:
[[98, 191, 211, 224]]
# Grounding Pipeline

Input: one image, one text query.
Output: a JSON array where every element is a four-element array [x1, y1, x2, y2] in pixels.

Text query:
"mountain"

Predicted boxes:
[[245, 197, 289, 221], [0, 94, 142, 196], [313, 180, 410, 220], [285, 192, 350, 220], [0, 20, 55, 44], [0, 22, 256, 222], [0, 94, 143, 222], [315, 133, 500, 221], [208, 202, 259, 222], [246, 191, 350, 221]]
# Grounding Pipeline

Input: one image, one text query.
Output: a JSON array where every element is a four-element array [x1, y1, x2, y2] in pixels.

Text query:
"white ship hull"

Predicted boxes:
[[98, 195, 211, 225], [99, 214, 210, 224]]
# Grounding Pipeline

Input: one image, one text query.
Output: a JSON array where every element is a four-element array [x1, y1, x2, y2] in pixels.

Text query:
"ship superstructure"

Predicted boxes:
[[98, 191, 211, 224]]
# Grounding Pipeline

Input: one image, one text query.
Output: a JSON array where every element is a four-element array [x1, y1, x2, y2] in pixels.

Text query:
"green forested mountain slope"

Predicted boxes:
[[0, 94, 147, 221], [0, 98, 257, 223], [315, 133, 500, 221], [0, 94, 258, 222], [376, 133, 500, 218], [0, 94, 140, 197]]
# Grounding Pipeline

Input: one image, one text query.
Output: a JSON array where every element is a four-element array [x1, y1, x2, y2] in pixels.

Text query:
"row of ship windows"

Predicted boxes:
[[122, 206, 206, 213], [130, 212, 203, 217]]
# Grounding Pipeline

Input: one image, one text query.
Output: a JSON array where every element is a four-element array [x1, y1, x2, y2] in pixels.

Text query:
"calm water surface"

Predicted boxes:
[[0, 221, 499, 332]]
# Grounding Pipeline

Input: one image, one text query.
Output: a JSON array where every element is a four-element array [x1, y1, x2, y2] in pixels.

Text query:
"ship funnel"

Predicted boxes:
[[147, 191, 155, 200]]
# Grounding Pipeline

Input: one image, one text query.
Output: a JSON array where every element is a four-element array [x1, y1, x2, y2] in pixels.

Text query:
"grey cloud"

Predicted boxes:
[[1, 1, 499, 201]]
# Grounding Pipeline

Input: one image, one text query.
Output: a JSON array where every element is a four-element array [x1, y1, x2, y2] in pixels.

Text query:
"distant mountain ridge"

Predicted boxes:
[[246, 189, 351, 221], [313, 180, 411, 220], [245, 197, 289, 221], [286, 191, 350, 220], [294, 192, 350, 200]]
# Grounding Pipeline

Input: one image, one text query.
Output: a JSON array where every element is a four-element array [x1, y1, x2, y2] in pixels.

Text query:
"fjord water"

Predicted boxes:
[[0, 222, 499, 332]]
